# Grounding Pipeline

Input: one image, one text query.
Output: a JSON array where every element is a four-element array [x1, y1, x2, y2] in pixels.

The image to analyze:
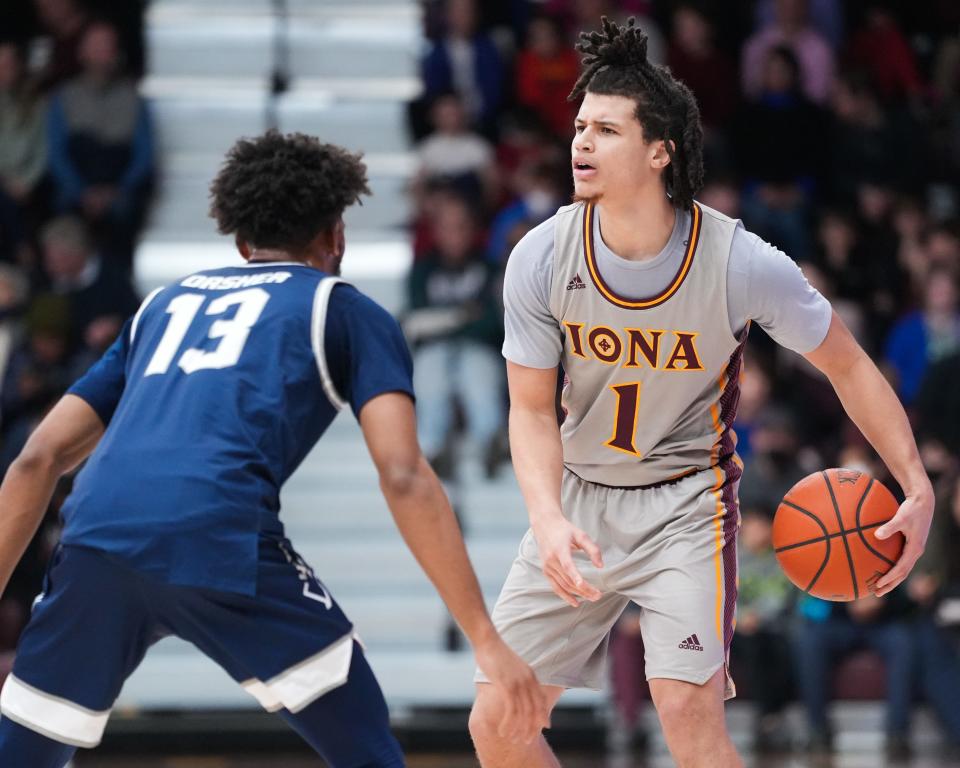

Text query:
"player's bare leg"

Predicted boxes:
[[648, 668, 743, 768], [470, 682, 565, 767]]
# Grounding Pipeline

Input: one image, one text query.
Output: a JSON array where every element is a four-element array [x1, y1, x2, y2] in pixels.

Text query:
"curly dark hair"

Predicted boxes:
[[569, 16, 704, 210], [209, 130, 370, 251]]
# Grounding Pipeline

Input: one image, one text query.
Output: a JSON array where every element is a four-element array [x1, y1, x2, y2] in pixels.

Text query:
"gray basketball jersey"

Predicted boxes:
[[549, 200, 746, 486]]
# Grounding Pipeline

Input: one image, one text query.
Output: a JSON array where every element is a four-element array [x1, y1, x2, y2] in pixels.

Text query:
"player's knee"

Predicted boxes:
[[468, 687, 502, 746]]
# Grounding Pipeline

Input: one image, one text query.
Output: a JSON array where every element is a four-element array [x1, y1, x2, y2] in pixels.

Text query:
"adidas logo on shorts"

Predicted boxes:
[[566, 274, 586, 290], [678, 634, 703, 651]]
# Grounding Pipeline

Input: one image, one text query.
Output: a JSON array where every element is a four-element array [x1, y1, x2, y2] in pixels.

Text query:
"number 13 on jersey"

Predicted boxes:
[[145, 288, 270, 376]]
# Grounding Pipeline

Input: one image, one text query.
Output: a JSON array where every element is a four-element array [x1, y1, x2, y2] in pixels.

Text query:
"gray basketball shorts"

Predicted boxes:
[[476, 462, 740, 698]]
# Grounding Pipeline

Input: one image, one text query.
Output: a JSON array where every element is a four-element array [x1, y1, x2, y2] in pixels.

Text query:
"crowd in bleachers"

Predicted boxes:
[[410, 0, 960, 756], [0, 0, 150, 652], [0, 0, 958, 757]]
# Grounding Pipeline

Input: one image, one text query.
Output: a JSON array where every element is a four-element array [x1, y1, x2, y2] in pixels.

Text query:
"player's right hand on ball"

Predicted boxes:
[[532, 517, 604, 607], [475, 637, 550, 743]]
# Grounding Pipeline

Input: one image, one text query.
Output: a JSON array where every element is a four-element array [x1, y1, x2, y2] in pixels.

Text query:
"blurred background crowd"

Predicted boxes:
[[0, 0, 148, 660], [0, 0, 959, 758]]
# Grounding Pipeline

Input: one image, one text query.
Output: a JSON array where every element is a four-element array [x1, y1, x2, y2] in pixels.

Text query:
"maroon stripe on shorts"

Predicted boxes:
[[720, 457, 740, 654]]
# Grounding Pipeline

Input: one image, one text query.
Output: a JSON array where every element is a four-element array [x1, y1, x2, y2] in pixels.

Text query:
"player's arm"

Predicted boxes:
[[0, 395, 105, 596], [358, 392, 548, 743], [507, 362, 603, 607], [803, 311, 934, 596]]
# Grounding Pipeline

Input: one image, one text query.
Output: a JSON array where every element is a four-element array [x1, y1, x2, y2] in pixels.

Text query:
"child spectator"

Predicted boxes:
[[415, 91, 495, 208]]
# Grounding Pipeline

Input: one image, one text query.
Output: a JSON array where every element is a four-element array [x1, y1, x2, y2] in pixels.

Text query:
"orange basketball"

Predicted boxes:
[[772, 468, 904, 601]]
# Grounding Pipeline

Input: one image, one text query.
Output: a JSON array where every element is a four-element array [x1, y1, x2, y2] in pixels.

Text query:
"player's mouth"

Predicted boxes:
[[573, 159, 597, 180]]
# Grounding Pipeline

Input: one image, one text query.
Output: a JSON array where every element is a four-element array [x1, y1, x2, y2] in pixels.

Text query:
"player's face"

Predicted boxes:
[[572, 92, 668, 204]]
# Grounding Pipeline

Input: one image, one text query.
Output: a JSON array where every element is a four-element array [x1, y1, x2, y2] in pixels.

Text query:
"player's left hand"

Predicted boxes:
[[872, 489, 934, 597]]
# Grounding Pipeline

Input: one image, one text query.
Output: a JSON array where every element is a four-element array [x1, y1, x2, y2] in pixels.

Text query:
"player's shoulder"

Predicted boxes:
[[694, 200, 739, 227], [326, 281, 398, 330], [729, 223, 792, 276]]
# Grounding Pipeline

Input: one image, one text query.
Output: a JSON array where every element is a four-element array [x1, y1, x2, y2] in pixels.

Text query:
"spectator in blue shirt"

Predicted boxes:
[[422, 0, 504, 136], [884, 267, 960, 405], [47, 21, 154, 272]]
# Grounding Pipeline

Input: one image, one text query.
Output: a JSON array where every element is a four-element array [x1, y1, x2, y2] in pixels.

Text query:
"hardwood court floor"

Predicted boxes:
[[75, 750, 960, 767]]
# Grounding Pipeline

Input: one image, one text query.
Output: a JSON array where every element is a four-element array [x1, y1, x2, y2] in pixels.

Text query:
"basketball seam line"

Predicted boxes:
[[822, 471, 859, 600], [854, 478, 896, 568], [774, 520, 885, 553], [779, 500, 831, 593]]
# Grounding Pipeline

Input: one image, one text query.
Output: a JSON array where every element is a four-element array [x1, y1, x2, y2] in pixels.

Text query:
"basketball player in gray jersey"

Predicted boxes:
[[468, 17, 934, 768]]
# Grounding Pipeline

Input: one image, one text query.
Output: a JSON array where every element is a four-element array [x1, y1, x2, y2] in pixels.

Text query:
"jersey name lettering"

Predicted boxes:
[[181, 272, 292, 291], [565, 322, 705, 371]]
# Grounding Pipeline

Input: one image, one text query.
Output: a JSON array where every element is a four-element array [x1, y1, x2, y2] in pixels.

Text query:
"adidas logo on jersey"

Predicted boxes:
[[566, 274, 587, 290], [678, 634, 703, 651]]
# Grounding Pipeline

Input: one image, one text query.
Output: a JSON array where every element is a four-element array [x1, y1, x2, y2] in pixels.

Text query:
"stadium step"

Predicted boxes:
[[146, 1, 420, 81], [149, 92, 411, 156]]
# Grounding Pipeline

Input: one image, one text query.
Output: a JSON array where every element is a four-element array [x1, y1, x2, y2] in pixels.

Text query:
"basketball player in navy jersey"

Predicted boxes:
[[468, 18, 933, 768], [0, 131, 548, 768]]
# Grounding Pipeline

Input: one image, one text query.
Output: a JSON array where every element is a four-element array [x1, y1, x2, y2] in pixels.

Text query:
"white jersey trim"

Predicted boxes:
[[240, 680, 284, 713], [0, 674, 110, 748], [240, 631, 355, 714], [129, 287, 164, 345], [311, 277, 348, 411]]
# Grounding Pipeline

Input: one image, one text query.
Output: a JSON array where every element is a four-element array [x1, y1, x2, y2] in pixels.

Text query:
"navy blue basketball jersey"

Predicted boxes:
[[62, 261, 414, 594]]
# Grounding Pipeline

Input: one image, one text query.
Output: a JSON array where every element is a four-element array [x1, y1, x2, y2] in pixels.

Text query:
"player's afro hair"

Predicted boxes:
[[570, 17, 704, 210], [209, 130, 371, 251]]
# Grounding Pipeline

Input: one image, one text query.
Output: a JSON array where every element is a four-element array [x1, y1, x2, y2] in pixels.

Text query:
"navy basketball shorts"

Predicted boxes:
[[0, 538, 404, 766]]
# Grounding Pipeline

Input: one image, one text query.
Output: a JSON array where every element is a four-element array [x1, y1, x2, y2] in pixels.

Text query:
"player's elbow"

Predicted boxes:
[[377, 457, 424, 497], [13, 440, 67, 479]]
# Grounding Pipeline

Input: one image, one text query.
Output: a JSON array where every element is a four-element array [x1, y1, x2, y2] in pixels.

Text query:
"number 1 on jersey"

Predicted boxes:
[[606, 382, 642, 456], [145, 288, 270, 376]]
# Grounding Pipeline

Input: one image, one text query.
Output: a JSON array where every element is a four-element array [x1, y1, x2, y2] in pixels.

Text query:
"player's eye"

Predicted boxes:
[[575, 125, 585, 134]]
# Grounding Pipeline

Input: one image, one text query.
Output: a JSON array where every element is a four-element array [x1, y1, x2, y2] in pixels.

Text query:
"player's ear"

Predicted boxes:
[[309, 222, 338, 258], [236, 236, 252, 261], [651, 139, 672, 170]]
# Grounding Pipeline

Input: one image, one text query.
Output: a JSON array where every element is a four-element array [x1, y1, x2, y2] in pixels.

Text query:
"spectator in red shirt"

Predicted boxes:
[[845, 7, 923, 104], [667, 4, 739, 131], [515, 14, 579, 138]]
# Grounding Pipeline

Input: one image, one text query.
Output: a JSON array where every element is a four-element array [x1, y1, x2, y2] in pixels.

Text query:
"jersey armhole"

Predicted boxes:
[[130, 287, 164, 345], [311, 277, 349, 411]]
